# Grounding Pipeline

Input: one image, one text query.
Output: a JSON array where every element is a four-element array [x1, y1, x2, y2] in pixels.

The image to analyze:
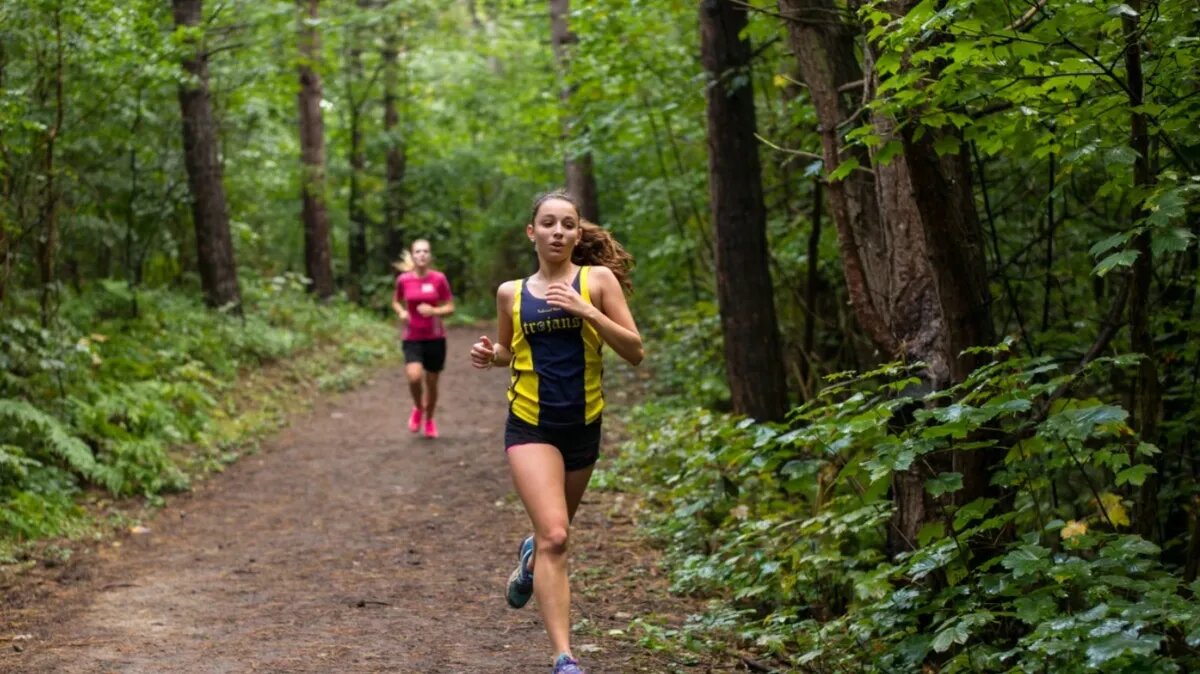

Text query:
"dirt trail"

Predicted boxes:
[[1, 327, 723, 673]]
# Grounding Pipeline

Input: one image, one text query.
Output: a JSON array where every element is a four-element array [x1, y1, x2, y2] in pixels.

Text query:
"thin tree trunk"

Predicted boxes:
[[700, 0, 789, 423], [126, 88, 143, 317], [548, 0, 599, 222], [382, 13, 406, 268], [173, 0, 243, 313], [662, 109, 714, 268], [1123, 0, 1162, 543], [298, 0, 334, 299], [641, 95, 699, 301], [0, 38, 9, 303], [1041, 154, 1056, 332], [803, 179, 822, 392], [37, 4, 65, 326], [346, 1, 368, 302]]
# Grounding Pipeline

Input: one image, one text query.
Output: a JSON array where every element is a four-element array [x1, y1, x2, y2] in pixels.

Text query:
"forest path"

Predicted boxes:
[[2, 326, 720, 673]]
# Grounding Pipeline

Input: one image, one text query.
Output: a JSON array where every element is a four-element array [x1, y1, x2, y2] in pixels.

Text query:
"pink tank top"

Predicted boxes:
[[394, 271, 452, 340]]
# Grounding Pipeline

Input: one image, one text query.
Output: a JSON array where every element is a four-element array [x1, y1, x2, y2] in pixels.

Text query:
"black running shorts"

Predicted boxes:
[[504, 413, 601, 472], [402, 338, 447, 373]]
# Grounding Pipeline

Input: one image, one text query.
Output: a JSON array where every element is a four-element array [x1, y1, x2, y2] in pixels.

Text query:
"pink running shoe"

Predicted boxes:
[[423, 417, 439, 439], [407, 407, 422, 433]]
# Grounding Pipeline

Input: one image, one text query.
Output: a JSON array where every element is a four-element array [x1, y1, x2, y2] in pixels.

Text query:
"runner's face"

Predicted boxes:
[[528, 199, 579, 262], [411, 242, 432, 269]]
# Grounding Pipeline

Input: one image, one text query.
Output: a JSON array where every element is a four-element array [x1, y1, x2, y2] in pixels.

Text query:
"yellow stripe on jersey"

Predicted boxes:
[[507, 279, 541, 425], [579, 267, 605, 423]]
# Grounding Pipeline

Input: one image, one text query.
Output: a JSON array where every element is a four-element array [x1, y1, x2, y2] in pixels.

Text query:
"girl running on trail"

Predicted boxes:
[[392, 238, 455, 439], [469, 190, 643, 674]]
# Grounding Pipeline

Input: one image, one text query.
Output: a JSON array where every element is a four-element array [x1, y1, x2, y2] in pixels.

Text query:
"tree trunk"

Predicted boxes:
[[1, 37, 10, 302], [803, 179, 822, 393], [346, 1, 368, 302], [548, 0, 599, 222], [297, 0, 334, 300], [382, 11, 407, 269], [37, 5, 65, 326], [778, 0, 995, 554], [173, 0, 242, 313], [1123, 0, 1162, 543], [700, 0, 790, 423]]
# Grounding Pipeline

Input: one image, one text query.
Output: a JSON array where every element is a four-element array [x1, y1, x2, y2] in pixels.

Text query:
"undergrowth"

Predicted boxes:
[[598, 310, 1200, 673], [0, 273, 399, 561]]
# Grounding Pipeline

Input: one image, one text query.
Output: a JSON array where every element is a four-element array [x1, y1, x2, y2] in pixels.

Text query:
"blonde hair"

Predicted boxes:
[[529, 190, 634, 293], [391, 239, 432, 273], [392, 250, 414, 273]]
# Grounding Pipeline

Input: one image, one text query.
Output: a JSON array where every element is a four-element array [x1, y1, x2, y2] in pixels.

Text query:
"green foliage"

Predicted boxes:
[[1, 0, 1196, 667], [612, 342, 1200, 671], [636, 301, 729, 408], [0, 276, 396, 544]]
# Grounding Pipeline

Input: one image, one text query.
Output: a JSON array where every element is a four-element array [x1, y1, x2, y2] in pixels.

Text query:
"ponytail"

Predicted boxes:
[[391, 250, 414, 273], [573, 219, 634, 294]]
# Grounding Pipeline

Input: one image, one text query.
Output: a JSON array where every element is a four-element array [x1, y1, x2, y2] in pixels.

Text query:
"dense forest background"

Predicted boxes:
[[2, 0, 1199, 670]]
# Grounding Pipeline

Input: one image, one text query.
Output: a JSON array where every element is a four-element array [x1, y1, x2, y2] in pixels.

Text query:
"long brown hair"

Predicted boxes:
[[529, 190, 635, 293]]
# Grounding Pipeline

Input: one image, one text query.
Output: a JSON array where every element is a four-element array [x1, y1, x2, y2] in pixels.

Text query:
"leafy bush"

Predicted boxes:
[[611, 343, 1200, 672], [0, 275, 397, 546]]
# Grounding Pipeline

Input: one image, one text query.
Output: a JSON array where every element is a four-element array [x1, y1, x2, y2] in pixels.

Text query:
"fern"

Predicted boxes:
[[0, 398, 116, 488], [0, 443, 40, 482]]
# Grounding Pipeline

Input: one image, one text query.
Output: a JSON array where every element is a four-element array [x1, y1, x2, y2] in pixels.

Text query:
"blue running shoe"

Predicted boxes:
[[505, 535, 534, 609], [552, 653, 586, 674]]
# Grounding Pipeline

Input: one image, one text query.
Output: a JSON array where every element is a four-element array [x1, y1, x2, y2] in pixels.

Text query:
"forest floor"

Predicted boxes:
[[0, 326, 744, 674]]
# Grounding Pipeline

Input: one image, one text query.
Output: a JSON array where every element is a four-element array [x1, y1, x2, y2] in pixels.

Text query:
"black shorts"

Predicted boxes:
[[402, 338, 447, 372], [504, 413, 601, 472]]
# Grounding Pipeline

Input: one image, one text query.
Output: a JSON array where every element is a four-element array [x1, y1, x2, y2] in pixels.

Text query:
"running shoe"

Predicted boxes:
[[506, 535, 534, 609], [552, 653, 586, 674], [407, 407, 422, 433], [423, 417, 439, 439]]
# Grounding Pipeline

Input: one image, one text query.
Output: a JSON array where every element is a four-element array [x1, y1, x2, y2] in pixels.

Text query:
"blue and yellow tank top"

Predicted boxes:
[[507, 266, 604, 427]]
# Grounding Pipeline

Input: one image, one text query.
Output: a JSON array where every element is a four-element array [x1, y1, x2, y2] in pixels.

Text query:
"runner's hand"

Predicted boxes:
[[471, 335, 496, 369], [545, 282, 591, 317], [416, 303, 435, 317]]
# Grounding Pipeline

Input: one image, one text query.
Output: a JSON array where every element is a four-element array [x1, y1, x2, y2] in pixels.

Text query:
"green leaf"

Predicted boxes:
[[1151, 227, 1194, 255], [931, 620, 966, 652], [1115, 463, 1156, 486], [917, 520, 945, 547], [1086, 632, 1162, 667], [1002, 544, 1049, 577], [1089, 230, 1133, 257], [1106, 3, 1139, 16], [875, 139, 904, 166], [926, 472, 964, 497], [829, 157, 860, 182], [933, 134, 961, 157], [1093, 250, 1139, 277], [1104, 146, 1138, 165], [953, 498, 995, 530]]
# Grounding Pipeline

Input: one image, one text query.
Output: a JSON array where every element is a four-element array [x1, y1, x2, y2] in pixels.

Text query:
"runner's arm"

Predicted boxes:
[[492, 282, 515, 366], [392, 278, 408, 320], [470, 282, 514, 368], [543, 267, 642, 365]]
